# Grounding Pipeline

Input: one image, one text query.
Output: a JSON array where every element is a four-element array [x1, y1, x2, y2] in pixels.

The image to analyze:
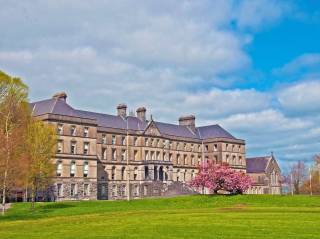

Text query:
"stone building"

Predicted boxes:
[[30, 92, 279, 200], [246, 155, 282, 194]]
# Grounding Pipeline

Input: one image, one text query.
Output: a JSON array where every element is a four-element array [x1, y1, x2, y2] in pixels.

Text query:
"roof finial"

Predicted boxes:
[[150, 114, 153, 121]]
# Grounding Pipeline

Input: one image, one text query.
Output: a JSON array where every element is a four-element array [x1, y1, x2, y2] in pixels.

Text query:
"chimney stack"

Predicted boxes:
[[136, 107, 146, 121], [52, 92, 67, 102], [117, 103, 127, 118], [179, 115, 196, 129]]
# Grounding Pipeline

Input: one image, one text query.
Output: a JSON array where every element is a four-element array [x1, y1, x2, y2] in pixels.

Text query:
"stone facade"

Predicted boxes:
[[30, 92, 280, 200], [246, 155, 282, 195]]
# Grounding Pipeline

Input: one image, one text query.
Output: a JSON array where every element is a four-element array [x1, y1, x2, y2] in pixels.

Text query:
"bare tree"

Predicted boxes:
[[290, 161, 307, 195]]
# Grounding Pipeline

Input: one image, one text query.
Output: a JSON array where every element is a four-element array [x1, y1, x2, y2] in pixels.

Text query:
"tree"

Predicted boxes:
[[290, 161, 307, 195], [190, 161, 252, 195], [0, 71, 29, 215], [25, 120, 57, 209]]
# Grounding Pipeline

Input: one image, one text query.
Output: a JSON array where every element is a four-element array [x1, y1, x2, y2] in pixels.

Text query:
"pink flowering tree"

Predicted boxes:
[[190, 161, 252, 195]]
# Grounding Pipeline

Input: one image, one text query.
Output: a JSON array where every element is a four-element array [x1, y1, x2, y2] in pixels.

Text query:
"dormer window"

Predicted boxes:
[[84, 127, 89, 137], [71, 125, 76, 136]]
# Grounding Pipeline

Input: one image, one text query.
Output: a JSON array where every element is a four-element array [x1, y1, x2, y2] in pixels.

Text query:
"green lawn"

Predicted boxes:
[[0, 195, 319, 239]]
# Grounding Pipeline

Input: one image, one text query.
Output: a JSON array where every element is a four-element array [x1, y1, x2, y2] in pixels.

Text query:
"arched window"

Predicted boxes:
[[121, 167, 126, 180], [56, 161, 62, 176], [83, 161, 89, 177], [70, 161, 76, 177]]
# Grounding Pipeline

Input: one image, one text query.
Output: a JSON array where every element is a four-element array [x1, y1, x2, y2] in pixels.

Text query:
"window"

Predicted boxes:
[[238, 145, 241, 152], [151, 151, 155, 160], [156, 151, 160, 161], [70, 184, 77, 197], [226, 154, 229, 163], [84, 184, 90, 196], [70, 161, 76, 177], [176, 170, 180, 181], [239, 156, 242, 165], [102, 134, 107, 144], [134, 137, 138, 146], [57, 124, 63, 135], [232, 155, 236, 164], [144, 166, 149, 179], [169, 140, 172, 149], [163, 152, 167, 161], [84, 127, 89, 137], [226, 144, 229, 150], [191, 170, 195, 180], [205, 145, 209, 152], [184, 143, 187, 151], [145, 150, 149, 161], [143, 185, 148, 196], [112, 135, 116, 145], [213, 144, 218, 152], [57, 184, 63, 197], [102, 148, 107, 160], [121, 167, 126, 180], [134, 167, 138, 180], [134, 150, 138, 161], [169, 153, 173, 162], [177, 154, 181, 164], [184, 155, 187, 165], [71, 142, 76, 154], [56, 161, 62, 176], [112, 149, 116, 161], [71, 125, 76, 136], [121, 150, 126, 161], [83, 162, 89, 177], [112, 185, 117, 197], [214, 155, 218, 163], [122, 136, 126, 145], [111, 166, 116, 180], [84, 142, 89, 155], [134, 185, 139, 197], [145, 137, 149, 146], [232, 145, 235, 152], [191, 155, 195, 165], [57, 140, 63, 153]]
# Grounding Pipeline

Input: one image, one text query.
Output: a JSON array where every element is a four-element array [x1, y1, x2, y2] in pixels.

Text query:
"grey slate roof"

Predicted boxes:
[[246, 157, 271, 173], [31, 97, 238, 140]]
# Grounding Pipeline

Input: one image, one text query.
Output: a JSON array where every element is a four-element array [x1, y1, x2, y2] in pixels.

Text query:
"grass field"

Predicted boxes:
[[0, 195, 319, 239]]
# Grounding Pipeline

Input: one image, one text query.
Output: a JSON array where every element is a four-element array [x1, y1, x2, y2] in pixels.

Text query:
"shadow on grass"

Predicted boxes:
[[0, 202, 76, 222]]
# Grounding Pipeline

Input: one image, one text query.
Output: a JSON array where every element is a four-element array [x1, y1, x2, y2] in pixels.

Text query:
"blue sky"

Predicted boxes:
[[0, 0, 319, 171]]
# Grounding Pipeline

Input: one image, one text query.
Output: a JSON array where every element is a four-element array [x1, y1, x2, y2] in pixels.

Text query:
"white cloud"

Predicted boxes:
[[1, 0, 318, 168], [274, 53, 320, 75], [278, 81, 320, 114]]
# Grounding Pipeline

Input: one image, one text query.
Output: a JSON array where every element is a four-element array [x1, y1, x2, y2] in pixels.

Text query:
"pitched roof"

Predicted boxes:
[[30, 97, 238, 140], [197, 125, 236, 140], [246, 156, 271, 173]]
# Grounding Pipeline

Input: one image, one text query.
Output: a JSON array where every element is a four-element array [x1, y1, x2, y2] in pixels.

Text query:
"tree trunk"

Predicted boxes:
[[1, 115, 10, 216]]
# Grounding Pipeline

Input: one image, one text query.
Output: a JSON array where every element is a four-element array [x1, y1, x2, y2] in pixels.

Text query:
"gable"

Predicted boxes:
[[144, 121, 162, 136]]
